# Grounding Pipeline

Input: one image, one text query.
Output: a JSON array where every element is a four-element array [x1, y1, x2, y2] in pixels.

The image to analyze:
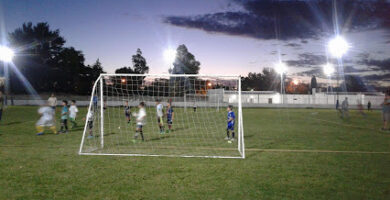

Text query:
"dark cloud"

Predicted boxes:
[[163, 0, 390, 40], [359, 58, 390, 71], [362, 73, 390, 81], [284, 43, 301, 48], [286, 53, 327, 68]]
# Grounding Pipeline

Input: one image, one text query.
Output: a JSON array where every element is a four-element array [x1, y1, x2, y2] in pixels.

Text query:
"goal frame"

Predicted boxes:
[[79, 73, 245, 159]]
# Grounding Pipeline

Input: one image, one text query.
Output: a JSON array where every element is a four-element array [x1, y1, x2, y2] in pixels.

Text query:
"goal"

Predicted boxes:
[[79, 74, 245, 159]]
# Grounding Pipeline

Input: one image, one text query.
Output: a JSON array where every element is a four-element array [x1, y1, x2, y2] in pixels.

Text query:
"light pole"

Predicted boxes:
[[275, 62, 287, 104], [327, 35, 350, 101], [0, 46, 15, 101], [323, 63, 335, 93]]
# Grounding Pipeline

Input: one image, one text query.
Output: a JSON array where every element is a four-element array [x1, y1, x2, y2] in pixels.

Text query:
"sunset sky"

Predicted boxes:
[[1, 0, 389, 86]]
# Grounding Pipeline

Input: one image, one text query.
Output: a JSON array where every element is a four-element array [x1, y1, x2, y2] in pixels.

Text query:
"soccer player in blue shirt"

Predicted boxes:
[[166, 102, 174, 133], [226, 105, 236, 141], [124, 100, 131, 123]]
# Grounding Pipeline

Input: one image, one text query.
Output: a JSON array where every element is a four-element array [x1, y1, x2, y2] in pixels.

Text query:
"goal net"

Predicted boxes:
[[79, 74, 245, 159]]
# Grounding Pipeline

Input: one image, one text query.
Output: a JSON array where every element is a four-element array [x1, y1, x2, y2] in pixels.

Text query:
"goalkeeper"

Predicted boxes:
[[225, 105, 236, 141], [155, 99, 165, 134], [132, 102, 146, 141], [166, 102, 174, 133]]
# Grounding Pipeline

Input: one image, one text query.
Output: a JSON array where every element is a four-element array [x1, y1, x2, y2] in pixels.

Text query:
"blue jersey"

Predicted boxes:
[[167, 107, 174, 120], [227, 111, 235, 126], [61, 106, 69, 120]]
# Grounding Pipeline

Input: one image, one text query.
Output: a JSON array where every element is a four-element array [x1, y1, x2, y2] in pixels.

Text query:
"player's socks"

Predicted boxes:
[[140, 131, 144, 141], [232, 132, 235, 139]]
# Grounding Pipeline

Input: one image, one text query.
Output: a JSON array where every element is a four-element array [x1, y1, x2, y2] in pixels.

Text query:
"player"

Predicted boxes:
[[132, 102, 146, 142], [69, 100, 79, 129], [59, 100, 69, 133], [357, 99, 366, 117], [47, 93, 57, 111], [36, 104, 57, 135], [193, 102, 197, 112], [124, 100, 131, 123], [367, 101, 372, 111], [156, 99, 165, 134], [166, 102, 174, 133], [225, 105, 236, 141], [86, 109, 94, 138], [341, 97, 349, 119]]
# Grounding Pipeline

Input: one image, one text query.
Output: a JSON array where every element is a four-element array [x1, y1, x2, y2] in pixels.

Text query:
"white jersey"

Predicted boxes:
[[69, 105, 79, 118], [136, 107, 146, 125], [87, 111, 94, 122], [47, 97, 57, 107], [36, 106, 55, 126], [156, 103, 163, 117]]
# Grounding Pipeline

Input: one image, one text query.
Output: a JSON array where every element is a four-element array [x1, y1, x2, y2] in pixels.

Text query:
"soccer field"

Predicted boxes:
[[0, 106, 389, 199]]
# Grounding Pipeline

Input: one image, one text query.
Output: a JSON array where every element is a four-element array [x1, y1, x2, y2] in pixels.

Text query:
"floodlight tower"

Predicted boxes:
[[275, 62, 287, 104], [327, 35, 350, 101], [0, 46, 15, 98]]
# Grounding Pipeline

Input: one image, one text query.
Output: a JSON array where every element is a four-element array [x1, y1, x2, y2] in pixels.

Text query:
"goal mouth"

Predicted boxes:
[[79, 74, 245, 159]]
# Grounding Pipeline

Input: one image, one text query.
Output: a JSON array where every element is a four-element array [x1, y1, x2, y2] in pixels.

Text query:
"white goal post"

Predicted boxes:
[[79, 73, 245, 159]]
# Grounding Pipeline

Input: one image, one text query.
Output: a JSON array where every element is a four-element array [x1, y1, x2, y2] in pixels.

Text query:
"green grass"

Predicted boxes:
[[0, 106, 389, 199]]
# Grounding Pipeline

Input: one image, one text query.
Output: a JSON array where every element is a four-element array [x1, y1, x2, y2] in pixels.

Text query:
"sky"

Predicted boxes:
[[0, 0, 389, 87]]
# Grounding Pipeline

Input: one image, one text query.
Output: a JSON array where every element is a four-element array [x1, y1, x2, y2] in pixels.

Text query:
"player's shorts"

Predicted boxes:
[[36, 118, 55, 127], [136, 124, 143, 129], [227, 123, 234, 130], [88, 121, 93, 129], [61, 119, 68, 124], [125, 112, 130, 117], [383, 112, 390, 122], [167, 119, 173, 125], [157, 116, 163, 124]]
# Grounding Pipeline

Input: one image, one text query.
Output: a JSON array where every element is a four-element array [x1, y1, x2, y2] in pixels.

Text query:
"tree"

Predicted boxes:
[[132, 48, 149, 74], [115, 67, 134, 74], [91, 59, 105, 80], [8, 22, 66, 93], [310, 75, 317, 93], [171, 44, 200, 74], [343, 75, 367, 92]]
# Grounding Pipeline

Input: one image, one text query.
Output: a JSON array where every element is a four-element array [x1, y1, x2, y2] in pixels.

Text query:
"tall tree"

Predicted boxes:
[[171, 44, 200, 74], [8, 22, 66, 93], [91, 59, 105, 80], [310, 75, 317, 93], [132, 48, 149, 74]]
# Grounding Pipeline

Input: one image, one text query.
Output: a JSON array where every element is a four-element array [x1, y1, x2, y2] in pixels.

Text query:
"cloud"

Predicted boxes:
[[286, 53, 327, 68], [163, 0, 390, 40], [362, 73, 390, 81], [359, 58, 390, 71], [284, 43, 301, 48]]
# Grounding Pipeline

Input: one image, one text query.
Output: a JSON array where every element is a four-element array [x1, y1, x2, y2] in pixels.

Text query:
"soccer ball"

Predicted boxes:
[[118, 126, 121, 129], [228, 140, 232, 144]]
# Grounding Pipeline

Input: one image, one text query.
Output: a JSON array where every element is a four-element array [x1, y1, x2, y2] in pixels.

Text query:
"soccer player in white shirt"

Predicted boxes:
[[36, 104, 57, 135], [155, 99, 165, 134], [47, 93, 57, 111], [132, 102, 146, 141], [69, 100, 79, 129]]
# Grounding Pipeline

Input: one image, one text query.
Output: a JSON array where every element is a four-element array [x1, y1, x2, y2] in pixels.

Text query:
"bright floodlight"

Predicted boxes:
[[0, 46, 14, 62], [328, 36, 350, 58], [293, 79, 299, 85], [323, 63, 335, 76], [274, 62, 288, 74], [163, 48, 176, 63]]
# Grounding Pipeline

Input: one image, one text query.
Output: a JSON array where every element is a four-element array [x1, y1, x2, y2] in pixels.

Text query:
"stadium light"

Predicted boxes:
[[328, 36, 350, 58], [293, 79, 299, 85], [274, 62, 287, 74], [163, 48, 176, 63], [121, 78, 126, 84], [207, 82, 212, 87], [0, 46, 14, 62], [323, 63, 335, 76]]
